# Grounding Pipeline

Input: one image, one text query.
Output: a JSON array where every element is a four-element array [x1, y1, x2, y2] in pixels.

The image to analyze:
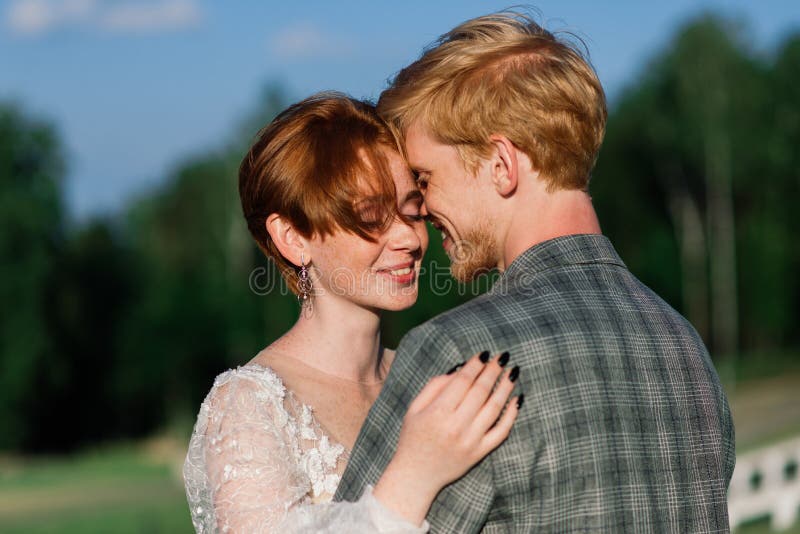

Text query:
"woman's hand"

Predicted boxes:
[[372, 351, 521, 525]]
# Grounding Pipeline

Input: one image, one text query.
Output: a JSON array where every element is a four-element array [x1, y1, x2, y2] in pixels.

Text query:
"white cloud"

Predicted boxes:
[[4, 0, 202, 36], [99, 0, 201, 33], [6, 0, 95, 35], [270, 22, 353, 60], [6, 0, 55, 34]]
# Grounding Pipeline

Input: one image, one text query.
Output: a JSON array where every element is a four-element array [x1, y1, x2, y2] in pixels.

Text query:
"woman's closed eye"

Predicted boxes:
[[401, 211, 424, 223], [399, 190, 425, 223]]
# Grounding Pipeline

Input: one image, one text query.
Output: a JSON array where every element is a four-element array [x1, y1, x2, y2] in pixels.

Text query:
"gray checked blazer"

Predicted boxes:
[[335, 234, 735, 533]]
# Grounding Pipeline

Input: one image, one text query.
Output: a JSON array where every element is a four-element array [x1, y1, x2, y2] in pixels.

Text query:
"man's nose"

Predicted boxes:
[[420, 202, 429, 218]]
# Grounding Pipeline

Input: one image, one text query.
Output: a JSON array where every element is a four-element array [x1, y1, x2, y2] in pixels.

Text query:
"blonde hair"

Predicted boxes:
[[377, 10, 607, 191]]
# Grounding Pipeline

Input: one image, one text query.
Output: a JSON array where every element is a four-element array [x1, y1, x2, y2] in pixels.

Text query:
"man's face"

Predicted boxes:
[[404, 121, 499, 282]]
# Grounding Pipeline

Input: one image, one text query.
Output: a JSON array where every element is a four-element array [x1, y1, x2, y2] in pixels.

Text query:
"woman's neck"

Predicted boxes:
[[269, 295, 385, 383]]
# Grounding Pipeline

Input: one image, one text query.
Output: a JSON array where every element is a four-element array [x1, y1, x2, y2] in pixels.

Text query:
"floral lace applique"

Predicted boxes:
[[183, 362, 426, 533]]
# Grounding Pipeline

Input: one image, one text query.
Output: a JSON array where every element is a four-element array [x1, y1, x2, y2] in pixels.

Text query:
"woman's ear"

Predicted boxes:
[[489, 134, 518, 197], [265, 214, 307, 266]]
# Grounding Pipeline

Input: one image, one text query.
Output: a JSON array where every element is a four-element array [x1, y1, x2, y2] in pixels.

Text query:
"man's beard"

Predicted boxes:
[[448, 220, 498, 283]]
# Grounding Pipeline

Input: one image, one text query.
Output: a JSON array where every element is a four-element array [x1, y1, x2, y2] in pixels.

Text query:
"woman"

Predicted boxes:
[[183, 93, 521, 532]]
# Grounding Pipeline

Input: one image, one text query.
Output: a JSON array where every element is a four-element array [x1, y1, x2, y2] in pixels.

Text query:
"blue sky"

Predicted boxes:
[[1, 0, 798, 221]]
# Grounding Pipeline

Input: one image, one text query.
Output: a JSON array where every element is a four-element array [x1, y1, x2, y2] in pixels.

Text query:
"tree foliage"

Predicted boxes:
[[0, 103, 64, 449], [592, 15, 800, 356], [1, 15, 798, 452]]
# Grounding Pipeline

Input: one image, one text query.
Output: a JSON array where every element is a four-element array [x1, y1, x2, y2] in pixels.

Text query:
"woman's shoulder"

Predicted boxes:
[[212, 360, 285, 393], [195, 360, 290, 423]]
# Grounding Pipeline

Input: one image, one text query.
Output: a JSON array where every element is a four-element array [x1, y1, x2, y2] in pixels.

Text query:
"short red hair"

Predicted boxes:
[[239, 92, 401, 294]]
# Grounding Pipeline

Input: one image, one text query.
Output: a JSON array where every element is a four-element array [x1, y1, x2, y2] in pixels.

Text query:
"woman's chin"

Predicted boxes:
[[376, 293, 419, 312]]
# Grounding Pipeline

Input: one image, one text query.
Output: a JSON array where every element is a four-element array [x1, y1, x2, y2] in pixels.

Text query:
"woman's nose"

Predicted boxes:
[[389, 217, 422, 252]]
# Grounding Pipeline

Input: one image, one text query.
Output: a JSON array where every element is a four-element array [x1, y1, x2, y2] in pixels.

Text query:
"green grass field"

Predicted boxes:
[[0, 440, 192, 533], [1, 360, 798, 533], [737, 518, 800, 534]]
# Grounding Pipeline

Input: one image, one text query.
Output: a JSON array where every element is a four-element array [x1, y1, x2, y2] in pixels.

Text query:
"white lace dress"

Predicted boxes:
[[183, 363, 428, 533]]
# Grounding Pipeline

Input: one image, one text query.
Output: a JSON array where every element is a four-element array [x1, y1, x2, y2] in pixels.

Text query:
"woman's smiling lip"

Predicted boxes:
[[377, 261, 417, 284]]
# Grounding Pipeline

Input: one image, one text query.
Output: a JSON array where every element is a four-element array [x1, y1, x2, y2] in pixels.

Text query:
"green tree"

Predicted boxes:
[[115, 86, 293, 434], [593, 15, 779, 359], [29, 219, 136, 451], [737, 34, 800, 349], [0, 103, 65, 449]]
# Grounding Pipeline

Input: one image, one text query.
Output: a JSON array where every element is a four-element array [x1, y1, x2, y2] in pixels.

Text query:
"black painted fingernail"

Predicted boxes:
[[517, 394, 525, 409], [446, 362, 465, 375], [478, 351, 491, 363], [497, 351, 510, 367], [509, 365, 520, 382]]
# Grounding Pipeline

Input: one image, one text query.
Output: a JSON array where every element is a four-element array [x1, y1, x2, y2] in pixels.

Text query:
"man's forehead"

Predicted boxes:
[[405, 119, 431, 143], [403, 120, 436, 165]]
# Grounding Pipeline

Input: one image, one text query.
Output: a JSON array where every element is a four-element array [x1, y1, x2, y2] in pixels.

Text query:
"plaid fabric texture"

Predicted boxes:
[[334, 234, 735, 533]]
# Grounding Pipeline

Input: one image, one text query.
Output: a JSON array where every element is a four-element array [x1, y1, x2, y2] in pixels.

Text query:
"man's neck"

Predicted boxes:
[[499, 190, 601, 272]]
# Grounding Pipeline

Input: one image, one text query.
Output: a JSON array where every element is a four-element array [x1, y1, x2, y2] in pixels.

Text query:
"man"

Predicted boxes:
[[335, 10, 735, 533]]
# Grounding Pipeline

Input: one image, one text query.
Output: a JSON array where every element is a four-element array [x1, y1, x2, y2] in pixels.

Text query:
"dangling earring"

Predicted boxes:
[[297, 253, 313, 315]]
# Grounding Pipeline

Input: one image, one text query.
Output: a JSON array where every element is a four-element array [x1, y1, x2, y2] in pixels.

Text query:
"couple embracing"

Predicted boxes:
[[183, 10, 735, 533]]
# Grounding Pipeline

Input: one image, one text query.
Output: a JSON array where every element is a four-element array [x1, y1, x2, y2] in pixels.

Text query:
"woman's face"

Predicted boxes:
[[307, 150, 428, 312]]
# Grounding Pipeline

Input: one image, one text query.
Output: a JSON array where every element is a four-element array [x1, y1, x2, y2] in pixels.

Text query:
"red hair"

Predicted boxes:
[[239, 92, 401, 294]]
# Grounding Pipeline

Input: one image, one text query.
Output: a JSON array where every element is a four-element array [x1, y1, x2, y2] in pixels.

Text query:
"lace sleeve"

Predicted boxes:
[[183, 368, 428, 534], [283, 485, 428, 534]]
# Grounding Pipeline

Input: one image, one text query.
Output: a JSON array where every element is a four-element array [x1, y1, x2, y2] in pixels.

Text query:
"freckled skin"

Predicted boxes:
[[305, 150, 429, 311], [262, 149, 429, 452]]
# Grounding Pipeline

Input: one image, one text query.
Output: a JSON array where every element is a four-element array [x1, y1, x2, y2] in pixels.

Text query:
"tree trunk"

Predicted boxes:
[[705, 127, 739, 358], [666, 178, 710, 342]]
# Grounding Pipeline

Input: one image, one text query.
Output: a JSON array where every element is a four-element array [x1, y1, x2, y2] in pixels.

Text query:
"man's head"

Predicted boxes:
[[378, 10, 607, 281]]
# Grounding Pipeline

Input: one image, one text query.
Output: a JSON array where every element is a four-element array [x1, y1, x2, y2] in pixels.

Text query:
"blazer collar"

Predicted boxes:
[[491, 234, 626, 292]]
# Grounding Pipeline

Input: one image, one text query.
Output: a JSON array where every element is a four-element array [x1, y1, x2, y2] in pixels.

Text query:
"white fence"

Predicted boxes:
[[729, 436, 800, 531]]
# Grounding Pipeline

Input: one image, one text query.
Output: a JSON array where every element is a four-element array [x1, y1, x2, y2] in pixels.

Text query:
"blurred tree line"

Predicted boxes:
[[0, 15, 798, 453], [592, 16, 800, 358]]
